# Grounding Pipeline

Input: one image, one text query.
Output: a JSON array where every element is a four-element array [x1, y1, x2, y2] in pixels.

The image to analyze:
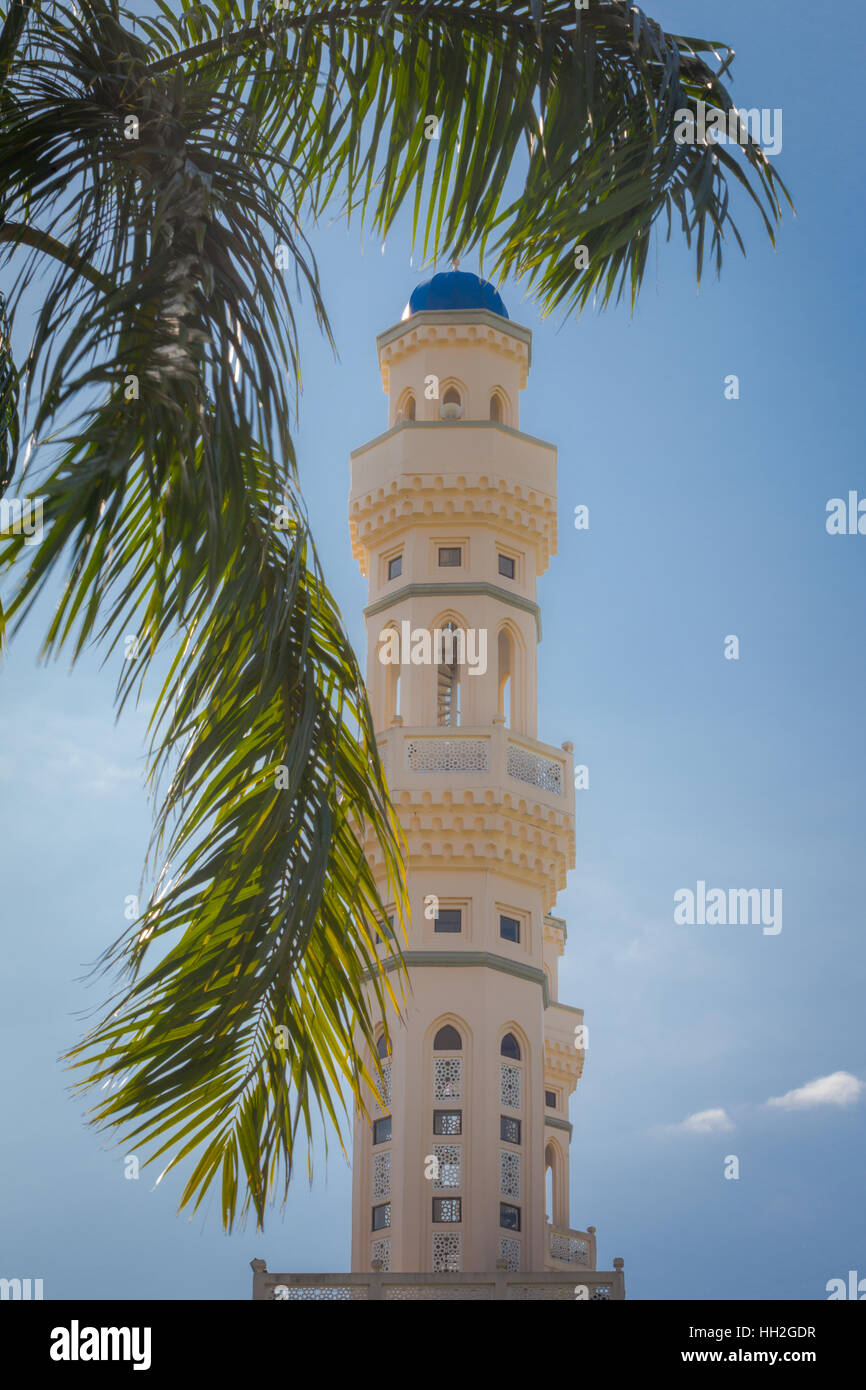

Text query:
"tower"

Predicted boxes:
[[348, 271, 592, 1278]]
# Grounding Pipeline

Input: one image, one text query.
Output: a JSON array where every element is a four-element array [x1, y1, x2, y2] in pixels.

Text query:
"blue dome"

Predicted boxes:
[[403, 270, 508, 320]]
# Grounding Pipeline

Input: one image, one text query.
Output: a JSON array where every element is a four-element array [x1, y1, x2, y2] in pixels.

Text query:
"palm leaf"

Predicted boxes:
[[0, 0, 790, 1228]]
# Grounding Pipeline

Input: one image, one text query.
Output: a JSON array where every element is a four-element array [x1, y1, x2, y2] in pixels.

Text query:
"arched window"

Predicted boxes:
[[500, 1032, 521, 1060], [437, 621, 462, 727], [440, 384, 463, 420], [498, 629, 512, 727], [405, 394, 416, 420], [381, 625, 401, 726], [489, 393, 502, 422], [377, 1033, 391, 1059], [433, 1025, 462, 1051], [387, 661, 401, 725], [545, 1144, 555, 1222]]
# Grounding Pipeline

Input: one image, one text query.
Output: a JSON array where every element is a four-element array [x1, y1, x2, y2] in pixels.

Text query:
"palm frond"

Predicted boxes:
[[0, 291, 18, 494], [0, 0, 790, 1227], [136, 0, 791, 312]]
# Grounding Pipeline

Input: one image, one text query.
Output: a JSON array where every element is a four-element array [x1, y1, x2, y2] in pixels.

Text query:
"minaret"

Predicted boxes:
[[348, 271, 589, 1277]]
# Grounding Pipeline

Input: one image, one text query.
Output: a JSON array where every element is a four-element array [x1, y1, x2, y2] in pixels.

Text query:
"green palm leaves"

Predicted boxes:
[[0, 0, 788, 1227]]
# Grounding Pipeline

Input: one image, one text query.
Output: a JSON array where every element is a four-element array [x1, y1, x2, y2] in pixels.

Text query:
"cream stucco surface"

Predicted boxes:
[[348, 306, 592, 1277]]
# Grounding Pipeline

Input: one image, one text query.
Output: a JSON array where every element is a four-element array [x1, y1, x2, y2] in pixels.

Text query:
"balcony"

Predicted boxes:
[[545, 1222, 597, 1271], [380, 724, 572, 815], [252, 1259, 624, 1301]]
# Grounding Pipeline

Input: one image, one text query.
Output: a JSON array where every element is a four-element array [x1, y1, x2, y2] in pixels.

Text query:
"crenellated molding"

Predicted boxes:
[[361, 802, 575, 909], [349, 459, 557, 576], [543, 916, 567, 956], [376, 311, 532, 391], [544, 1038, 586, 1092]]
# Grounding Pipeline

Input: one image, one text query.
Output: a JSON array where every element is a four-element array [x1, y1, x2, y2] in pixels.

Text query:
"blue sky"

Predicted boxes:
[[1, 0, 864, 1300]]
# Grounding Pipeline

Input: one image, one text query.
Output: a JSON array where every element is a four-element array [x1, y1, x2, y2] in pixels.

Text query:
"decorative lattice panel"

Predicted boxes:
[[498, 1238, 521, 1272], [500, 1063, 521, 1110], [433, 1197, 461, 1223], [550, 1232, 590, 1266], [386, 1284, 490, 1300], [433, 1144, 461, 1190], [433, 1057, 462, 1100], [591, 1286, 612, 1300], [377, 1059, 392, 1112], [407, 738, 489, 774], [370, 1239, 391, 1272], [431, 1234, 462, 1272], [434, 1112, 462, 1136], [499, 1150, 521, 1200], [506, 743, 563, 795], [273, 1286, 366, 1300], [372, 1151, 391, 1200], [508, 1284, 582, 1301], [374, 1203, 391, 1229]]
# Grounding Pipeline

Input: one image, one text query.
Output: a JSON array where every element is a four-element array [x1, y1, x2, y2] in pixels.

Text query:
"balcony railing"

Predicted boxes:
[[546, 1222, 596, 1269], [506, 742, 562, 794], [252, 1259, 624, 1301], [385, 725, 570, 805], [406, 735, 489, 774]]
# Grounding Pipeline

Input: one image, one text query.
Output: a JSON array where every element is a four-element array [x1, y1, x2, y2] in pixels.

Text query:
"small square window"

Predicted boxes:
[[500, 1202, 521, 1232], [373, 1116, 392, 1145], [498, 554, 515, 580], [432, 1197, 462, 1223], [434, 908, 462, 934], [545, 1090, 557, 1110], [499, 915, 520, 944], [376, 914, 395, 944], [500, 1116, 521, 1145], [372, 1203, 391, 1231], [438, 547, 462, 567], [388, 555, 402, 580], [433, 1110, 462, 1136]]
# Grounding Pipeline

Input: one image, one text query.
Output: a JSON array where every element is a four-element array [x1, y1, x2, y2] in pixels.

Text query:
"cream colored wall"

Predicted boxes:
[[366, 591, 538, 736], [351, 953, 548, 1274], [349, 424, 557, 583], [349, 305, 585, 1277], [384, 338, 524, 429]]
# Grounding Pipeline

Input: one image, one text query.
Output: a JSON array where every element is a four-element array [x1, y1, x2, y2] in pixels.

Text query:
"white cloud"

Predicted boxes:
[[765, 1071, 863, 1112], [667, 1107, 735, 1135]]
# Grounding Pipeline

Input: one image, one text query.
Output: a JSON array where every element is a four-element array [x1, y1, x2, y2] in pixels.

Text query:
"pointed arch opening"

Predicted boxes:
[[439, 380, 465, 420], [498, 628, 513, 727], [381, 624, 402, 726], [545, 1143, 555, 1223], [437, 619, 462, 726], [497, 621, 527, 733], [500, 1032, 521, 1060], [490, 388, 510, 424], [433, 1025, 462, 1051]]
